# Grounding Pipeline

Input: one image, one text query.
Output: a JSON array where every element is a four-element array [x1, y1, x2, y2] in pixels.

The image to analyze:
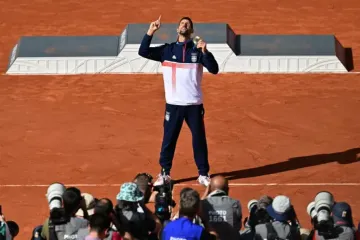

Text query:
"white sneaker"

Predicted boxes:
[[154, 174, 171, 186], [197, 175, 211, 187]]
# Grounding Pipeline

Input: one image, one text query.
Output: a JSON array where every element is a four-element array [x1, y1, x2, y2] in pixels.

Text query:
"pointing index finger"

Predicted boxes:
[[158, 15, 161, 21]]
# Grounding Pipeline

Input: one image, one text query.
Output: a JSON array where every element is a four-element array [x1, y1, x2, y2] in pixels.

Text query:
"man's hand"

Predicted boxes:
[[147, 15, 161, 36], [197, 39, 208, 53]]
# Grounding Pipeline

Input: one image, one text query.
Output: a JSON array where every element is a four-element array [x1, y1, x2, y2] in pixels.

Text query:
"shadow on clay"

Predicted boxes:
[[173, 147, 360, 184]]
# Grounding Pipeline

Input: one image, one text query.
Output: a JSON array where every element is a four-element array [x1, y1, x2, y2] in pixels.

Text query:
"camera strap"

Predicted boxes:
[[265, 223, 281, 240], [48, 220, 59, 240]]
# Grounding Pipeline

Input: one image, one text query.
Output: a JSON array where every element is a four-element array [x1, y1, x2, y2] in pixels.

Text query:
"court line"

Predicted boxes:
[[2, 72, 360, 76], [1, 183, 360, 187]]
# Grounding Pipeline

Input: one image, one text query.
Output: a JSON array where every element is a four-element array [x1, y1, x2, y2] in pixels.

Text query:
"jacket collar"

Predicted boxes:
[[207, 189, 228, 197], [176, 38, 194, 47]]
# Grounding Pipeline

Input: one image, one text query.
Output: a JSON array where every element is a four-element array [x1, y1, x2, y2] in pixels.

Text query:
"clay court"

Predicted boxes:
[[1, 0, 360, 238]]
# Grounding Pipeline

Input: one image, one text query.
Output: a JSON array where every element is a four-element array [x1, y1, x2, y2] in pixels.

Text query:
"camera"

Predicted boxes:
[[245, 199, 272, 228], [153, 175, 176, 223], [46, 183, 70, 240], [307, 191, 338, 238], [46, 183, 69, 225], [46, 183, 66, 211]]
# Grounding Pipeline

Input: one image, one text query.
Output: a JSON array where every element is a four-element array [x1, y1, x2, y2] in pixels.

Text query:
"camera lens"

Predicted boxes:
[[306, 201, 317, 218], [46, 183, 66, 210], [314, 191, 334, 212], [247, 199, 258, 211], [314, 191, 334, 223]]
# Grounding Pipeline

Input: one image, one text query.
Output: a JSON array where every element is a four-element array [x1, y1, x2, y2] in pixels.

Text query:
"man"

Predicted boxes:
[[254, 195, 301, 240], [133, 173, 155, 203], [160, 188, 217, 240], [85, 213, 111, 240], [116, 182, 161, 239], [41, 187, 89, 240], [138, 16, 219, 187], [77, 198, 130, 240], [312, 202, 356, 240], [200, 175, 242, 240], [240, 195, 273, 240]]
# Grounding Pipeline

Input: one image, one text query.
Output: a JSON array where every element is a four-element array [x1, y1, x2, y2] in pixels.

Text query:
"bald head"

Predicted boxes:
[[210, 175, 229, 193]]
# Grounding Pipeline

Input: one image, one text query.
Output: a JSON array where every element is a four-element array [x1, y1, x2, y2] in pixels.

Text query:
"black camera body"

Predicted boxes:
[[153, 178, 176, 223], [246, 204, 272, 229], [49, 207, 70, 225], [48, 207, 71, 240], [311, 216, 343, 238]]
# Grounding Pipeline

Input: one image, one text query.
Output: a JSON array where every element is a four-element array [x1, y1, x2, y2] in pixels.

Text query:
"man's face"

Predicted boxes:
[[177, 19, 193, 36]]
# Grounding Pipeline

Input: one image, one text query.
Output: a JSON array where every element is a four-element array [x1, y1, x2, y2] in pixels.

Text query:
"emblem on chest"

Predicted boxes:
[[191, 52, 198, 63]]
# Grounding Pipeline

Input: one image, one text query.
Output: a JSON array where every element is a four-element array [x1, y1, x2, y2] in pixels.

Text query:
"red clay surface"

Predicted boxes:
[[1, 0, 360, 238]]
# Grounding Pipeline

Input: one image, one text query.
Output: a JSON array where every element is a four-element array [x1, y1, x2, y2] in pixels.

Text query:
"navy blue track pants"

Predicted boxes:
[[159, 103, 209, 176]]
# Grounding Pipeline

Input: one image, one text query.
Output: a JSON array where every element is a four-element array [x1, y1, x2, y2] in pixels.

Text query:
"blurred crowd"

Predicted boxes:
[[1, 173, 359, 240]]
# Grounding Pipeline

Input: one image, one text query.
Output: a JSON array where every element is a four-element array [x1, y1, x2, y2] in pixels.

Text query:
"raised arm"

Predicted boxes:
[[197, 38, 219, 74], [138, 15, 167, 62], [138, 34, 166, 62]]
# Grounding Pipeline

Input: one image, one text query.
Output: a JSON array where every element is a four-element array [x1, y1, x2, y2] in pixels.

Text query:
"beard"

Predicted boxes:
[[178, 27, 192, 37]]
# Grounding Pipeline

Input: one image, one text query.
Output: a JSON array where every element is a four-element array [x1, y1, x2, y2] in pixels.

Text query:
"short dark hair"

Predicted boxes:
[[179, 17, 193, 29], [95, 198, 114, 216], [179, 188, 200, 218], [89, 213, 111, 234], [62, 187, 82, 214], [134, 173, 153, 203]]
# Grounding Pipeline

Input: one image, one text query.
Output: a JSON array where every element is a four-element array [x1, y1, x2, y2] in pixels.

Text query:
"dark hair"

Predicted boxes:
[[62, 187, 82, 215], [179, 188, 200, 218], [89, 213, 111, 234], [116, 200, 138, 212], [95, 198, 114, 216], [179, 17, 193, 29], [134, 173, 153, 203]]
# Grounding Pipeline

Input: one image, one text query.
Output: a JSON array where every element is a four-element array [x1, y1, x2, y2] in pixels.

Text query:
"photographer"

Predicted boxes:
[[41, 187, 89, 240], [115, 182, 161, 240], [160, 187, 217, 240], [240, 195, 273, 240], [200, 175, 242, 240], [310, 201, 356, 240], [85, 213, 111, 240], [133, 173, 156, 204], [77, 198, 133, 240], [253, 195, 301, 240]]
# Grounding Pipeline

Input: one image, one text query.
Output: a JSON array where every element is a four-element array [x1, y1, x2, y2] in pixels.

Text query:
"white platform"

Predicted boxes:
[[5, 23, 350, 74]]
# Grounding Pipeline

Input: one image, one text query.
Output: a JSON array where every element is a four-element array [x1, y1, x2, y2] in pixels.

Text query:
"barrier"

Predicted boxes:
[[5, 23, 350, 74]]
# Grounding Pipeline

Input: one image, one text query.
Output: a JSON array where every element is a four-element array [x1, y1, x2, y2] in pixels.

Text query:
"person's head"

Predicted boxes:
[[62, 187, 83, 216], [179, 187, 200, 219], [332, 202, 353, 227], [88, 213, 111, 239], [133, 173, 153, 204], [266, 195, 294, 222], [210, 175, 229, 194], [177, 17, 194, 39], [257, 195, 273, 209], [116, 182, 144, 210], [95, 198, 114, 217]]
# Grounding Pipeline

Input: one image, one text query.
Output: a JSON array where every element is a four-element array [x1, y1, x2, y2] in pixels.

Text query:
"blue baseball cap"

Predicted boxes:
[[332, 202, 353, 225]]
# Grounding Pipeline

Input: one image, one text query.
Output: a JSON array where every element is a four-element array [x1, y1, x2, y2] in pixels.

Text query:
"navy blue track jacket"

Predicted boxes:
[[138, 34, 219, 106]]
